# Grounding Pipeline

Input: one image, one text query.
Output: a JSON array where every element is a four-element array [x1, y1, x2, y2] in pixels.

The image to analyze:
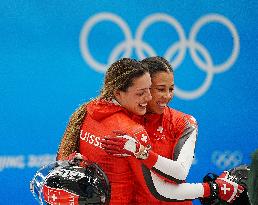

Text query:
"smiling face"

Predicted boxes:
[[147, 71, 174, 114], [114, 72, 152, 115]]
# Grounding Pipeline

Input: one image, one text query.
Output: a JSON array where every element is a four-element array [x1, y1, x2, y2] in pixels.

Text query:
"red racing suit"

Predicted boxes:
[[131, 106, 198, 205], [58, 101, 240, 204], [79, 99, 151, 205], [58, 100, 213, 204]]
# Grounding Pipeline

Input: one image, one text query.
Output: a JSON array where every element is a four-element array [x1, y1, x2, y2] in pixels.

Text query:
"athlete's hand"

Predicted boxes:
[[204, 171, 244, 204], [102, 135, 151, 159], [215, 171, 244, 203]]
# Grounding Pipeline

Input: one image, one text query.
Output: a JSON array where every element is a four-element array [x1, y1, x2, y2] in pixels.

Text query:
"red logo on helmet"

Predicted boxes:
[[43, 185, 79, 205]]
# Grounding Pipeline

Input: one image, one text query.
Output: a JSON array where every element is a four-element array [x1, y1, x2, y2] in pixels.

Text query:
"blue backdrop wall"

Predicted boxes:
[[1, 1, 258, 204]]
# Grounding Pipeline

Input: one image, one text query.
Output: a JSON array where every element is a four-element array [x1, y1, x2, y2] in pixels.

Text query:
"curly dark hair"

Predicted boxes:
[[141, 56, 173, 77]]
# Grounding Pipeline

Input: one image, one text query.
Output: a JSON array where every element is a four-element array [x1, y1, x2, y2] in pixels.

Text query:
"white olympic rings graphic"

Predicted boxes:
[[211, 150, 243, 170], [80, 12, 240, 99]]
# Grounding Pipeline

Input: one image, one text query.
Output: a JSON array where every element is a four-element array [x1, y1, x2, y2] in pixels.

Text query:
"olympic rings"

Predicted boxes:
[[212, 150, 243, 170], [79, 12, 240, 99]]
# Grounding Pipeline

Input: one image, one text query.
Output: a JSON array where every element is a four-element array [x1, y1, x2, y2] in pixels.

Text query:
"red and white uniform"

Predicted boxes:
[[72, 100, 241, 204], [79, 99, 151, 205], [131, 107, 198, 204], [127, 107, 242, 204], [56, 98, 243, 204]]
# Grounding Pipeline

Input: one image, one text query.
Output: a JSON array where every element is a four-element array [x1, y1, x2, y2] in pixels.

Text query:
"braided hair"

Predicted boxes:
[[56, 58, 149, 159], [100, 58, 149, 100]]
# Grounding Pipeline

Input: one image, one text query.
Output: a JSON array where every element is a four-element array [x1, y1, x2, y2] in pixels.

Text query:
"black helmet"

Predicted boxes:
[[30, 159, 111, 205]]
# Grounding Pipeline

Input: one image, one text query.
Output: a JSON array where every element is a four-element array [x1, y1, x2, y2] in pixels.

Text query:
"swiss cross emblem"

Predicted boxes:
[[141, 134, 148, 143], [221, 184, 231, 194], [44, 188, 61, 205], [157, 126, 163, 133], [43, 185, 79, 205], [153, 126, 165, 141], [51, 193, 58, 202], [134, 129, 149, 144]]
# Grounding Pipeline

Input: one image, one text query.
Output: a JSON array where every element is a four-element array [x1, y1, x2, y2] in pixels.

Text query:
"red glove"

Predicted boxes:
[[102, 135, 151, 159], [216, 171, 244, 202], [203, 171, 244, 203]]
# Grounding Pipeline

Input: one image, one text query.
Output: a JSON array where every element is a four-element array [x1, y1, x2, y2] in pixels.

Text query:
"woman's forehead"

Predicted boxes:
[[152, 71, 173, 81], [129, 73, 151, 90]]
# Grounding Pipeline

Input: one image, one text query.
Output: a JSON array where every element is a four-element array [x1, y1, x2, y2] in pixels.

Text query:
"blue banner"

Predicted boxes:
[[1, 1, 257, 204]]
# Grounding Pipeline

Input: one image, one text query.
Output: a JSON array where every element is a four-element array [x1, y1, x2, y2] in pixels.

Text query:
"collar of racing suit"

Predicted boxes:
[[132, 107, 168, 127], [87, 99, 134, 121]]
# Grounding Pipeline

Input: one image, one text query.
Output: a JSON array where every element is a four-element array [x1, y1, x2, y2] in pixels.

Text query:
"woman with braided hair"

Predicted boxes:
[[57, 57, 244, 205], [57, 58, 153, 204]]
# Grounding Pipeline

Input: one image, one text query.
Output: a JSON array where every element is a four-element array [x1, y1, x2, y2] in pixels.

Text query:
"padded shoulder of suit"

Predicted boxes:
[[163, 107, 197, 126], [105, 111, 143, 133]]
